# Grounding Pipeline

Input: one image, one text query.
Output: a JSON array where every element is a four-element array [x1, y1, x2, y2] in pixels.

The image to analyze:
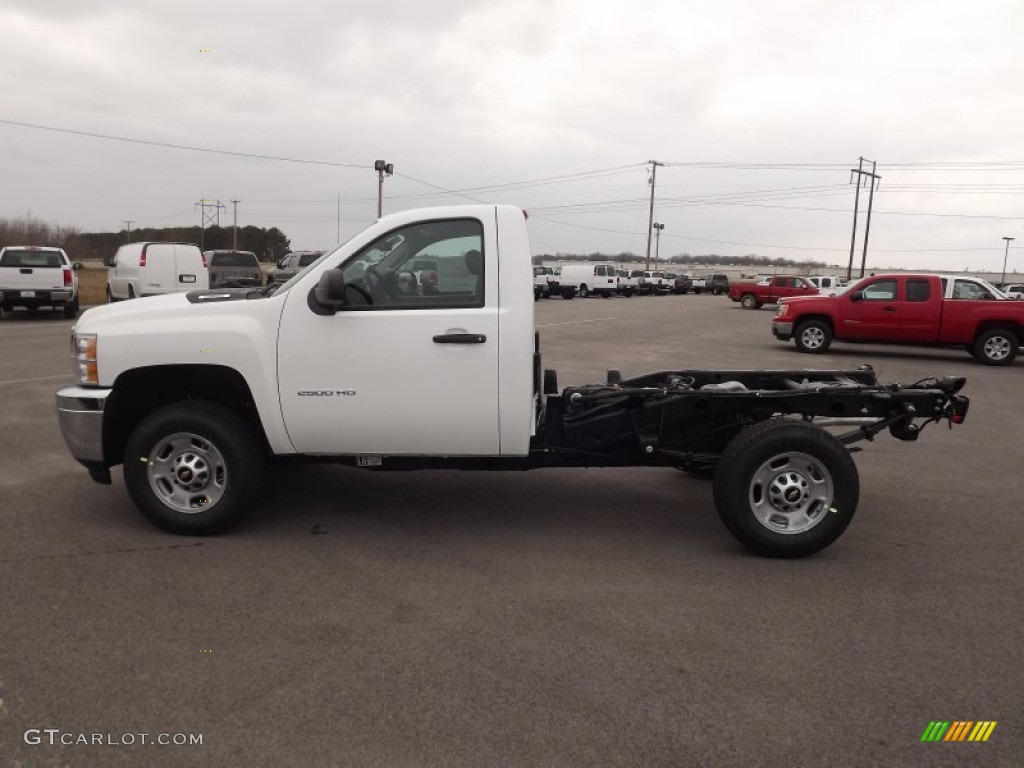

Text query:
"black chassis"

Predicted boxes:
[[333, 365, 968, 472]]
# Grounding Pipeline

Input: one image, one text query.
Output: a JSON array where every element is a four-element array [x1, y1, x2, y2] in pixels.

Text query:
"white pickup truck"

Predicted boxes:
[[0, 245, 81, 318], [55, 204, 971, 558]]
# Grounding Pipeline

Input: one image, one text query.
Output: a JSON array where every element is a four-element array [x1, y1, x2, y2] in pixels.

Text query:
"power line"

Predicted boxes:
[[0, 118, 367, 169]]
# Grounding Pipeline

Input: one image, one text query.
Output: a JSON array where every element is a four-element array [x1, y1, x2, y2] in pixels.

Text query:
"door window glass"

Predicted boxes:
[[861, 280, 897, 301], [339, 219, 484, 309]]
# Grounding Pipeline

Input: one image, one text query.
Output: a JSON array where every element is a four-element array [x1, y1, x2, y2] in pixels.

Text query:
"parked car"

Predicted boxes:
[[616, 269, 638, 297], [267, 251, 325, 285], [0, 245, 81, 318], [106, 242, 207, 302], [671, 273, 693, 294], [533, 265, 554, 299], [692, 274, 730, 295], [729, 275, 819, 309], [807, 276, 845, 291], [558, 263, 618, 298], [204, 250, 262, 289], [1000, 283, 1024, 299], [634, 270, 668, 295]]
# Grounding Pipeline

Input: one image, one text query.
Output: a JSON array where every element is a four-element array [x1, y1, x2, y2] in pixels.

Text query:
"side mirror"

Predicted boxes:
[[849, 291, 863, 302], [307, 270, 347, 316], [277, 259, 287, 269], [72, 261, 83, 270]]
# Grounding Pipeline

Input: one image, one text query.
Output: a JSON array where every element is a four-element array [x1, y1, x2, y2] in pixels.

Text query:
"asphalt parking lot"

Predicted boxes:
[[1, 294, 1021, 767]]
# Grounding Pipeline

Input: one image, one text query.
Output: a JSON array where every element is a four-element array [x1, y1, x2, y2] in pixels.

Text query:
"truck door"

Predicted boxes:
[[839, 277, 901, 340], [277, 216, 500, 455], [898, 277, 940, 341]]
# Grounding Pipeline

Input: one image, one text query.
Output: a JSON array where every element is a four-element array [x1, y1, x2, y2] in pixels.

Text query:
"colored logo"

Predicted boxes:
[[921, 721, 997, 742]]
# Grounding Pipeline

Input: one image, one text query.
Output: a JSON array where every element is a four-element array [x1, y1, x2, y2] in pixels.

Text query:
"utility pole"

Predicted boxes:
[[194, 199, 225, 251], [644, 160, 664, 271], [123, 220, 134, 241], [1002, 236, 1014, 286], [374, 160, 393, 218], [858, 160, 880, 278], [848, 158, 881, 279], [229, 199, 240, 250], [653, 222, 664, 266]]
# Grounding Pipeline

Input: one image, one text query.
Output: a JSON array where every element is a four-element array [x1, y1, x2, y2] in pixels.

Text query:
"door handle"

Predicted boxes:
[[433, 333, 487, 344], [883, 306, 897, 312]]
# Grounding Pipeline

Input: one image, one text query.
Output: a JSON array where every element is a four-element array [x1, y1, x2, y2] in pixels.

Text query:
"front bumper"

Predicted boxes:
[[771, 321, 793, 341], [56, 387, 112, 479]]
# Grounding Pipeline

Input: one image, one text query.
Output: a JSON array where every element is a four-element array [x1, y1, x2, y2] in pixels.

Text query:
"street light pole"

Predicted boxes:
[[374, 160, 394, 218], [1002, 236, 1014, 286], [653, 223, 664, 266]]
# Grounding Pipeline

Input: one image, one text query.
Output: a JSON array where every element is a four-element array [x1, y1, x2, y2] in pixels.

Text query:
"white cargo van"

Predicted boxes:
[[106, 242, 208, 301], [558, 263, 618, 298]]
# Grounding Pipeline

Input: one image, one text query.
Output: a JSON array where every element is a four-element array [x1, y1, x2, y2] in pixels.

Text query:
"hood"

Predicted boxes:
[[74, 290, 267, 335]]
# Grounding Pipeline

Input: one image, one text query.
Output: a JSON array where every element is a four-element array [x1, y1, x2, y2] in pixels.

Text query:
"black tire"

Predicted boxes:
[[740, 293, 758, 309], [128, 285, 136, 300], [63, 300, 79, 319], [561, 286, 575, 300], [123, 402, 264, 535], [972, 328, 1018, 366], [713, 421, 859, 558], [693, 288, 702, 295], [578, 284, 590, 298], [793, 319, 832, 354]]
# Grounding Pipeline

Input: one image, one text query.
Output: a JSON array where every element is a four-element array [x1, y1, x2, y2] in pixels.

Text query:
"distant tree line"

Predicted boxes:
[[0, 215, 292, 263], [533, 251, 832, 269]]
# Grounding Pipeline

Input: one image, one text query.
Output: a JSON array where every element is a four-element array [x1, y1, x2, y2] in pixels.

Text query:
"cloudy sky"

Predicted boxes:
[[3, 0, 1024, 272]]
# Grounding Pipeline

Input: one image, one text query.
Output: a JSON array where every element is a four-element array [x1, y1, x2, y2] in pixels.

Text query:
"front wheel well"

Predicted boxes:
[[104, 365, 269, 467], [793, 314, 835, 334]]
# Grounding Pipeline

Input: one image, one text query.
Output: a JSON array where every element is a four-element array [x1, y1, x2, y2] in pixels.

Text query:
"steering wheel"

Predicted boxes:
[[363, 265, 389, 303], [344, 283, 374, 306]]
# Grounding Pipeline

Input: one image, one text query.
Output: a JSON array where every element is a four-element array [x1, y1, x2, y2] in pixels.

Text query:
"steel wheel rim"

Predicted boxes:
[[742, 295, 755, 308], [801, 327, 825, 349], [984, 336, 1011, 360], [147, 432, 228, 513], [749, 451, 834, 534]]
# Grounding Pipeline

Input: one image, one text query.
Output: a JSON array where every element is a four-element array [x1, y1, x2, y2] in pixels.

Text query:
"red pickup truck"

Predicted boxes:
[[729, 276, 818, 308], [772, 273, 1024, 365]]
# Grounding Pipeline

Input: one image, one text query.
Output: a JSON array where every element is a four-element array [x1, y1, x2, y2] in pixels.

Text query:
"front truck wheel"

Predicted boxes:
[[712, 421, 859, 558], [794, 319, 832, 353], [123, 402, 264, 535], [973, 328, 1018, 366]]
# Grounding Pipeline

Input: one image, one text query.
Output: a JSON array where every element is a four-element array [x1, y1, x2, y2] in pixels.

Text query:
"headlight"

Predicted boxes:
[[72, 332, 98, 385], [778, 304, 790, 317]]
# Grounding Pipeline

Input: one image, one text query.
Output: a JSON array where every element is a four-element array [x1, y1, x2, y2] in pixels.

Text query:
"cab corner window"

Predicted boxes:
[[338, 219, 484, 310], [906, 279, 931, 302]]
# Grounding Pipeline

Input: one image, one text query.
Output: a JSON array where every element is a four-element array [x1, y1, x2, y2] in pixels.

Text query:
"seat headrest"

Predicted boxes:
[[464, 249, 483, 276]]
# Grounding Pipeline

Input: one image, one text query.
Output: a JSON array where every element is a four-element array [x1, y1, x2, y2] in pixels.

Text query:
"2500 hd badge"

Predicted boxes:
[[298, 390, 356, 396]]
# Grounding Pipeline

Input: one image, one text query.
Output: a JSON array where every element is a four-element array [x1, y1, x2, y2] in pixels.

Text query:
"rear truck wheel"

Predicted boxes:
[[740, 293, 758, 309], [713, 421, 859, 558], [123, 402, 264, 535], [561, 286, 575, 299], [973, 328, 1018, 366], [63, 299, 79, 319], [794, 320, 832, 353], [578, 284, 590, 298], [601, 290, 611, 298]]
